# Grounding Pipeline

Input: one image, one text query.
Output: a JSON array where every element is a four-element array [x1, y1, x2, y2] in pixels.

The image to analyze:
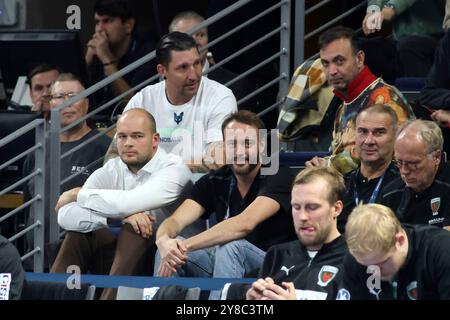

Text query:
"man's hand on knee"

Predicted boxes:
[[156, 238, 188, 276]]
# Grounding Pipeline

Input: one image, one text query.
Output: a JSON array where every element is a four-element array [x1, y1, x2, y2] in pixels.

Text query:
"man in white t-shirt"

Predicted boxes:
[[123, 31, 237, 171]]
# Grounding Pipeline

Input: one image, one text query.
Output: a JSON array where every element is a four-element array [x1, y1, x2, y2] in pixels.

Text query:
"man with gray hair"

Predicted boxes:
[[339, 104, 403, 233], [382, 120, 450, 230]]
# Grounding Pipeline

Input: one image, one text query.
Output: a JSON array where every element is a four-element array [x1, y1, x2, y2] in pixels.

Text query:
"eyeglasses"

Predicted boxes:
[[393, 159, 423, 171], [394, 151, 437, 171], [49, 92, 80, 103]]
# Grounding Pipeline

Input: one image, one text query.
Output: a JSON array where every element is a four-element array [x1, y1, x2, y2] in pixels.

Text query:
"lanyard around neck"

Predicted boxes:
[[353, 169, 386, 206], [224, 175, 236, 220]]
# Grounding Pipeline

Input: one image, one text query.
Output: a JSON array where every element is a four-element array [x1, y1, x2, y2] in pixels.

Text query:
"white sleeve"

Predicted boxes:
[[76, 163, 191, 218], [82, 165, 115, 189], [56, 163, 115, 231], [57, 202, 107, 233], [205, 93, 237, 143]]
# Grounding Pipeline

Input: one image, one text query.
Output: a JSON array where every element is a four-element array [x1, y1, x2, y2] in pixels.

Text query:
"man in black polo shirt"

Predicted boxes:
[[338, 203, 450, 300], [382, 119, 450, 230], [339, 104, 403, 232], [154, 110, 296, 299], [86, 0, 155, 112]]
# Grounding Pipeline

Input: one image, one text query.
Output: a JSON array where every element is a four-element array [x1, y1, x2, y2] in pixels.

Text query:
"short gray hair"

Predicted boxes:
[[397, 119, 443, 153], [169, 11, 204, 33]]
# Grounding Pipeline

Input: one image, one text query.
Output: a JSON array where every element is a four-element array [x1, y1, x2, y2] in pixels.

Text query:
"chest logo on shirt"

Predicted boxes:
[[406, 281, 418, 300], [280, 265, 295, 276], [71, 166, 89, 176], [430, 197, 440, 216], [174, 112, 184, 125], [317, 265, 339, 287]]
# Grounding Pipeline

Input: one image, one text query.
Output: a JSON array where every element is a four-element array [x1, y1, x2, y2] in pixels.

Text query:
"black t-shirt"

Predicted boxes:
[[88, 36, 156, 113], [59, 129, 111, 191], [382, 162, 450, 227], [23, 129, 111, 193], [338, 224, 450, 300], [340, 163, 403, 232], [188, 165, 296, 251]]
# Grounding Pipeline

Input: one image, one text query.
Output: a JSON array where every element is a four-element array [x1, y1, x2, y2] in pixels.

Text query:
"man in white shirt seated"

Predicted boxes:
[[50, 108, 191, 300], [122, 31, 237, 171]]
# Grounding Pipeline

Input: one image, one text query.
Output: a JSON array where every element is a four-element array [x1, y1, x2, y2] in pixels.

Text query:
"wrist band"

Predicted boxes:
[[103, 60, 117, 66]]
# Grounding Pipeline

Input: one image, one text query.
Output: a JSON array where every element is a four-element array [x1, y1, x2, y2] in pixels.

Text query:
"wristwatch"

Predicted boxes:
[[367, 4, 380, 14]]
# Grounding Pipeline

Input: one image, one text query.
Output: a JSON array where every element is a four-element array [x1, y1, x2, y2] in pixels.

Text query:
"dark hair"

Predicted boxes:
[[318, 26, 360, 55], [221, 110, 265, 135], [94, 0, 134, 22], [156, 32, 198, 66], [28, 64, 61, 85]]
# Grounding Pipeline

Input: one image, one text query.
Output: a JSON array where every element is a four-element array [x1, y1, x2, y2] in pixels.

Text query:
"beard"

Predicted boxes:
[[233, 163, 258, 176], [298, 222, 332, 250]]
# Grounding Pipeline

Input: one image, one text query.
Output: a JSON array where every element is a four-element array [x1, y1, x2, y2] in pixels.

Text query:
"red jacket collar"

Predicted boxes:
[[333, 66, 378, 103]]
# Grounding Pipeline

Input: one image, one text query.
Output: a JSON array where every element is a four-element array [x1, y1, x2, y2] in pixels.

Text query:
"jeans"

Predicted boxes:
[[209, 239, 265, 300], [154, 237, 265, 300]]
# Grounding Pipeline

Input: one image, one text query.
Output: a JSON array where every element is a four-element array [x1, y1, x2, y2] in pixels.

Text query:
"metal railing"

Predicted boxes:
[[294, 0, 367, 65]]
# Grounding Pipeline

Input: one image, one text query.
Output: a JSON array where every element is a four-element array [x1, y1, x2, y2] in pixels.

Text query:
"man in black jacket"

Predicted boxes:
[[245, 166, 347, 300], [338, 203, 450, 300], [382, 120, 450, 230]]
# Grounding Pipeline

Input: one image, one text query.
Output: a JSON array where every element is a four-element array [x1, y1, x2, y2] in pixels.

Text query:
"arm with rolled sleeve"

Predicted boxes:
[[368, 1, 420, 16], [56, 161, 117, 232], [76, 163, 191, 218]]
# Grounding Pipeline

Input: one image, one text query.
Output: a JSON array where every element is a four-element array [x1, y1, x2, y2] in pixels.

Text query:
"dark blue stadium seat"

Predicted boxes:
[[279, 151, 330, 167], [394, 77, 426, 92]]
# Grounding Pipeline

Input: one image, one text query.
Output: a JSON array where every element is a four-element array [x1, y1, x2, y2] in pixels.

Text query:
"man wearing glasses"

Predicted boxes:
[[25, 73, 111, 192], [382, 119, 450, 230]]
